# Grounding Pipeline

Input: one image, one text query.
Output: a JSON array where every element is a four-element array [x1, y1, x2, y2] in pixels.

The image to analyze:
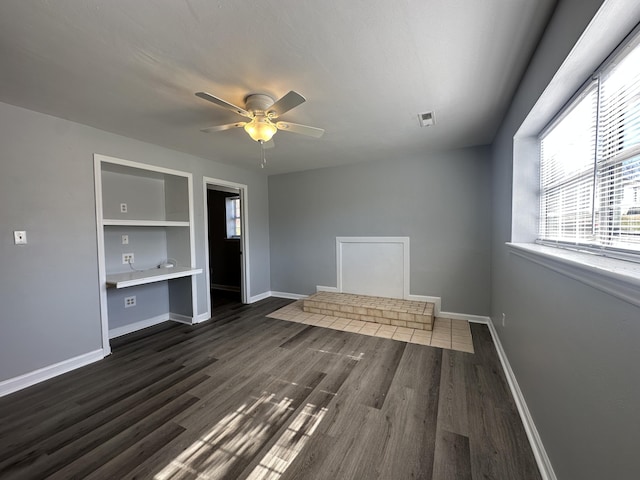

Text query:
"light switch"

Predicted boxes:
[[14, 231, 27, 245]]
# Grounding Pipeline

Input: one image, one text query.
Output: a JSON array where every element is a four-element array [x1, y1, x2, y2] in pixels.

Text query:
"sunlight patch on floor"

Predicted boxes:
[[246, 403, 328, 479], [155, 392, 293, 480], [155, 378, 330, 480]]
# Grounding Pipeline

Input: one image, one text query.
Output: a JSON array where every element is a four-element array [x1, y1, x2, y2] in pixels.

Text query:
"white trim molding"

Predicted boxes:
[[194, 312, 211, 324], [407, 294, 442, 316], [0, 349, 105, 398], [508, 242, 640, 308], [270, 291, 308, 300], [249, 291, 309, 302], [109, 313, 170, 339], [486, 317, 557, 480], [336, 236, 410, 299], [248, 291, 272, 303], [439, 311, 490, 323], [93, 154, 111, 356], [316, 285, 339, 293], [203, 177, 251, 317], [169, 312, 195, 324]]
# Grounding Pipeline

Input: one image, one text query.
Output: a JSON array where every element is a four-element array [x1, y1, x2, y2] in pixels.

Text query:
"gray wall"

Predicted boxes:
[[0, 100, 270, 382], [269, 147, 492, 315], [490, 0, 640, 478]]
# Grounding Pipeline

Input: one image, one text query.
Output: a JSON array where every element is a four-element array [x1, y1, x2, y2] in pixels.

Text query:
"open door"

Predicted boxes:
[[203, 178, 249, 315]]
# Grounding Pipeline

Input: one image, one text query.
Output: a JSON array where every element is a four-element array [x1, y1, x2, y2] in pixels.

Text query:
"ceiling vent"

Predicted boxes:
[[417, 111, 436, 127]]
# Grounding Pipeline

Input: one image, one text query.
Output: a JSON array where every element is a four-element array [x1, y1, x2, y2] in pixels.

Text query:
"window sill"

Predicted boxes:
[[506, 242, 640, 308]]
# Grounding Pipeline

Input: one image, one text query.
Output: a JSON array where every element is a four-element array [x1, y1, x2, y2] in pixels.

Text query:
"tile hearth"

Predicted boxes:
[[302, 291, 435, 330], [268, 299, 474, 353]]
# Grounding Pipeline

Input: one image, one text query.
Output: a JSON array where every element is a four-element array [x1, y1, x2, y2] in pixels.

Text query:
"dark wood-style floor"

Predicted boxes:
[[0, 298, 541, 479]]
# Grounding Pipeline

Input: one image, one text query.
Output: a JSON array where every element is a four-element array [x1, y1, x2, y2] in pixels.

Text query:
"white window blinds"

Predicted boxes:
[[540, 85, 598, 243], [539, 29, 640, 256], [595, 41, 640, 251]]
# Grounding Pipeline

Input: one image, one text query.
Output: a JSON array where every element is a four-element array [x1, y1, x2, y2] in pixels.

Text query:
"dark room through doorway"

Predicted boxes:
[[207, 185, 243, 307]]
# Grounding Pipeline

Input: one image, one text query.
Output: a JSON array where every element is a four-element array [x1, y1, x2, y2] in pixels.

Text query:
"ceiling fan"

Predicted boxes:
[[195, 90, 325, 145]]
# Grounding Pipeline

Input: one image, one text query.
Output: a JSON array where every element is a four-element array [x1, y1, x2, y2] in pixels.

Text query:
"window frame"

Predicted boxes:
[[536, 25, 640, 261], [225, 196, 241, 239], [508, 5, 640, 310]]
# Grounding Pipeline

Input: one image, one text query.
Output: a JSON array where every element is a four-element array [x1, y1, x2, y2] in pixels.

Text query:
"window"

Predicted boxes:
[[539, 29, 640, 257], [225, 196, 241, 238]]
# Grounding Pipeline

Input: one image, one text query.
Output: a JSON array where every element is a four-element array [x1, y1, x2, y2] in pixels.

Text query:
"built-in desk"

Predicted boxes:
[[106, 266, 202, 289]]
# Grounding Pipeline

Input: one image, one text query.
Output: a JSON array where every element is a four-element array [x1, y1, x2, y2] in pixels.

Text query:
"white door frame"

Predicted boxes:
[[203, 177, 250, 313]]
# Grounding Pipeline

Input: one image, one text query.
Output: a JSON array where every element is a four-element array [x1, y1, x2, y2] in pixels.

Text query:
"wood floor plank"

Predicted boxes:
[[432, 429, 472, 480], [373, 345, 442, 479], [0, 371, 209, 474], [465, 325, 543, 480], [83, 422, 187, 480], [0, 358, 189, 460], [0, 298, 543, 480], [236, 351, 361, 480], [344, 335, 406, 410], [437, 348, 469, 436], [279, 403, 381, 480], [8, 393, 199, 480], [278, 324, 317, 349]]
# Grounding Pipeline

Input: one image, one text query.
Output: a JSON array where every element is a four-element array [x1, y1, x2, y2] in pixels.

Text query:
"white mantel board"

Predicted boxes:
[[336, 237, 410, 299]]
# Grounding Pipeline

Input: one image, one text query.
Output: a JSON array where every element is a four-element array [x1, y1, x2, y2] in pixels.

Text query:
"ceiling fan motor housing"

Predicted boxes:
[[244, 94, 275, 116]]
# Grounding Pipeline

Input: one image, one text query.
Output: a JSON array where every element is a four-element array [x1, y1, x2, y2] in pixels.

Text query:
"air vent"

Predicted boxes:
[[418, 111, 436, 127]]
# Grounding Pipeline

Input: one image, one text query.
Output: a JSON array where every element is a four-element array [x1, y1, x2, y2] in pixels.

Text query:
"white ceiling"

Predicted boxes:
[[0, 0, 556, 175]]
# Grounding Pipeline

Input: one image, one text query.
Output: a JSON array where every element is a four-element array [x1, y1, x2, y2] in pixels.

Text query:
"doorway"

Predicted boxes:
[[203, 178, 249, 315]]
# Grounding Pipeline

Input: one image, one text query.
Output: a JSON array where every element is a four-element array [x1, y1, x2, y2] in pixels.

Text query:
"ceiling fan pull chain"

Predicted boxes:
[[259, 140, 267, 169]]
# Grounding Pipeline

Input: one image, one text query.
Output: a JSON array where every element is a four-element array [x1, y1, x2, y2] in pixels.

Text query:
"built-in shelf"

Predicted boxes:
[[103, 219, 190, 227], [95, 153, 199, 351], [106, 266, 202, 289]]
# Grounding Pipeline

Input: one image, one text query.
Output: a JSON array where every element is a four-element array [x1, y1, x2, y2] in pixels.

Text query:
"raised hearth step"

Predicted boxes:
[[302, 291, 434, 331]]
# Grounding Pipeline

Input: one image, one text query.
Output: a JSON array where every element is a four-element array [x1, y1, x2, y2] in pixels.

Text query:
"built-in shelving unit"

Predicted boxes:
[[105, 266, 202, 289], [94, 154, 202, 351], [102, 219, 190, 227]]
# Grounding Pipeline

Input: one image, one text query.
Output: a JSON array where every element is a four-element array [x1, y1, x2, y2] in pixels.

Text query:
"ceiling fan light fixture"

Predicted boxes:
[[244, 115, 278, 142]]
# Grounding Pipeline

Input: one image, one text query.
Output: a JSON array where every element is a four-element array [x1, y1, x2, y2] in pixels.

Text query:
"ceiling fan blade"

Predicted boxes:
[[267, 91, 306, 118], [200, 122, 246, 133], [195, 92, 251, 118], [276, 121, 325, 138]]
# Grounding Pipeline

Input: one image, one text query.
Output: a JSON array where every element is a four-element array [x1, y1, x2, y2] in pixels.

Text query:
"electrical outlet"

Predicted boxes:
[[14, 230, 27, 245], [122, 234, 129, 245], [120, 203, 128, 213], [122, 253, 134, 264], [502, 313, 506, 327], [124, 296, 136, 308]]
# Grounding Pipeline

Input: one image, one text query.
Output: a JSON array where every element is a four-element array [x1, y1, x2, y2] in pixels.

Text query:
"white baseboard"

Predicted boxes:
[[194, 312, 211, 324], [407, 294, 442, 315], [439, 311, 491, 323], [316, 285, 338, 293], [249, 291, 308, 302], [0, 349, 105, 398], [169, 312, 195, 325], [248, 291, 272, 303], [109, 313, 170, 339], [486, 317, 557, 480], [270, 291, 308, 300]]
